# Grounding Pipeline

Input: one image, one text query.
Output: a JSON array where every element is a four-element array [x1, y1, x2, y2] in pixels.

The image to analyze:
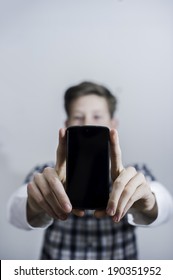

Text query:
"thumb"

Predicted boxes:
[[55, 128, 66, 180], [110, 128, 124, 181]]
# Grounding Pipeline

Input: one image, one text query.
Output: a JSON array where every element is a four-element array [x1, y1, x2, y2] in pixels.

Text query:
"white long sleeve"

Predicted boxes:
[[7, 184, 53, 230], [7, 181, 173, 230], [127, 181, 173, 226]]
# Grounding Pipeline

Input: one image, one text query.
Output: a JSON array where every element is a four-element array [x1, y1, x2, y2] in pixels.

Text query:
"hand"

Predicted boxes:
[[94, 129, 158, 222], [27, 128, 72, 225]]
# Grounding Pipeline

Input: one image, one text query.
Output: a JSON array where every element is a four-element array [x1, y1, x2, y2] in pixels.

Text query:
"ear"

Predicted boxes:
[[110, 118, 119, 129]]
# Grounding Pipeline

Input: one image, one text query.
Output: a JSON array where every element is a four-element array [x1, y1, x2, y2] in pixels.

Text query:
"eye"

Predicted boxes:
[[72, 115, 84, 122], [73, 115, 83, 120], [94, 115, 102, 120]]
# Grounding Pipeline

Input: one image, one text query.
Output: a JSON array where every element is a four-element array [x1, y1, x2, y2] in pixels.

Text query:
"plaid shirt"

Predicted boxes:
[[24, 163, 155, 260]]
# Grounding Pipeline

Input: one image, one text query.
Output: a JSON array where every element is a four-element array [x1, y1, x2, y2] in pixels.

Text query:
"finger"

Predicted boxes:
[[27, 181, 59, 220], [72, 209, 85, 217], [113, 183, 147, 222], [55, 128, 66, 180], [43, 167, 72, 214], [106, 166, 137, 216], [94, 210, 107, 218], [111, 172, 145, 222], [34, 172, 70, 219], [110, 129, 124, 181]]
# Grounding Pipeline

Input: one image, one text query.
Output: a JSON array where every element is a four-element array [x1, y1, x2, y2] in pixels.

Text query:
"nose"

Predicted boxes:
[[83, 116, 93, 126]]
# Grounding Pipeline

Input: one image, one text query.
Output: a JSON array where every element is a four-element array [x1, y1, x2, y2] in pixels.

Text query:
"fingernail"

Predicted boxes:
[[106, 207, 115, 216], [113, 214, 120, 222], [59, 214, 68, 220], [64, 203, 72, 212]]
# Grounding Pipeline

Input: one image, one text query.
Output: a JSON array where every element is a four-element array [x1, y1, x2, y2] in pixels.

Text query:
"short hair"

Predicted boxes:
[[64, 81, 117, 118]]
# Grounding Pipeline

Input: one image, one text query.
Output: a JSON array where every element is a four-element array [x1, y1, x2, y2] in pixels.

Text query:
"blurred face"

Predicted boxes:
[[66, 94, 116, 128]]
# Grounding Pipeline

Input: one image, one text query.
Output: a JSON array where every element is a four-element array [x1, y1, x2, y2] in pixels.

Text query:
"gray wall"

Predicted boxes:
[[0, 0, 173, 259]]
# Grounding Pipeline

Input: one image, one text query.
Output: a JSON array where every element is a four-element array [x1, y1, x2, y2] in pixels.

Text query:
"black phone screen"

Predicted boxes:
[[66, 125, 110, 209]]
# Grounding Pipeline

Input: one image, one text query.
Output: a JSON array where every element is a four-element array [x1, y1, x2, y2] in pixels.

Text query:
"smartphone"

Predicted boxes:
[[66, 125, 110, 210]]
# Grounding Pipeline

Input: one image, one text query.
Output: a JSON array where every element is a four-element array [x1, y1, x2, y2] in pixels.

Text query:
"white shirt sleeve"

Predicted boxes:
[[127, 181, 173, 227], [7, 184, 53, 230]]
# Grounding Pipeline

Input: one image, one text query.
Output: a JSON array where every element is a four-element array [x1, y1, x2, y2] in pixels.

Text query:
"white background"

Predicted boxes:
[[0, 0, 173, 259]]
